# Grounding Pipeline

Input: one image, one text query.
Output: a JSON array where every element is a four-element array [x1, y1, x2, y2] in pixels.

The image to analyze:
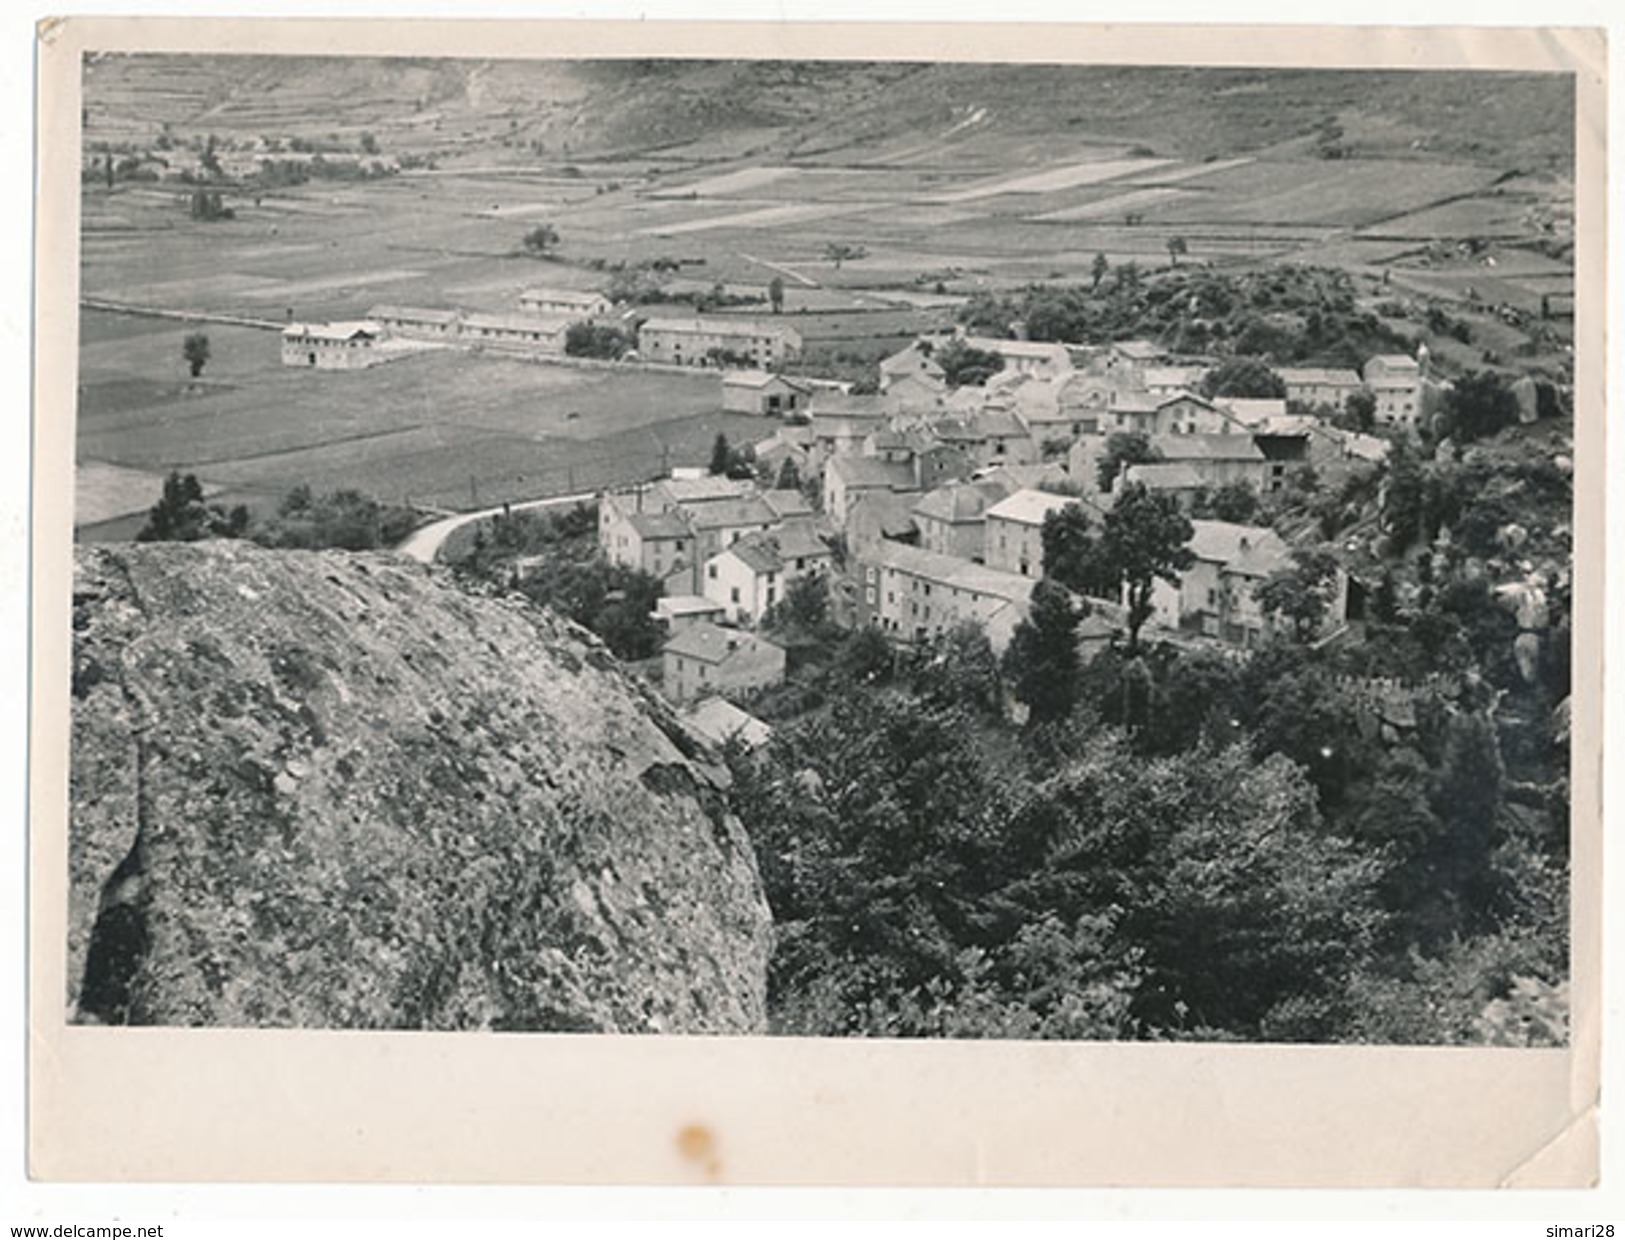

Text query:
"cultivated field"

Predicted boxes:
[[76, 57, 1574, 530]]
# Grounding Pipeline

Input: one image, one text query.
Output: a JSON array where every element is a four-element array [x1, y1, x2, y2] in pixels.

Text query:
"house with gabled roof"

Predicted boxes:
[[281, 321, 387, 370], [679, 696, 773, 751], [661, 622, 786, 703], [823, 456, 919, 527], [1145, 434, 1271, 492], [911, 477, 1014, 561], [983, 488, 1103, 578], [1150, 520, 1344, 648], [722, 369, 815, 416], [1122, 462, 1207, 510], [1363, 354, 1424, 429], [702, 526, 833, 626]]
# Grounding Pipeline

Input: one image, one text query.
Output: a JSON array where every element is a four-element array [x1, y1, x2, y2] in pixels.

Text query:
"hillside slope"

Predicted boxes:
[[68, 541, 773, 1033], [83, 55, 1575, 172]]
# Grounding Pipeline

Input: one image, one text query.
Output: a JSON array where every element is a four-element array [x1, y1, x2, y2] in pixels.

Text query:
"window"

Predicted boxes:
[[708, 565, 718, 580], [865, 587, 876, 604], [730, 587, 740, 604]]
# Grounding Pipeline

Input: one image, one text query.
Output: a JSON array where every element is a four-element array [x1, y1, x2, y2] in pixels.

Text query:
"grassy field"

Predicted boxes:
[[75, 305, 759, 518]]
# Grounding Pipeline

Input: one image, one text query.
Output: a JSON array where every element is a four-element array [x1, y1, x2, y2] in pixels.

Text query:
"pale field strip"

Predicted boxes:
[[232, 267, 427, 301], [1033, 186, 1193, 222], [648, 166, 798, 198], [1122, 156, 1256, 185], [635, 199, 879, 237], [475, 202, 572, 219], [927, 156, 1174, 203], [73, 460, 221, 526]]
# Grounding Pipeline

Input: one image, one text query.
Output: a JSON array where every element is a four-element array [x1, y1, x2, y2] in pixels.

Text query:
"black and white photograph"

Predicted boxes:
[[27, 16, 1606, 1191]]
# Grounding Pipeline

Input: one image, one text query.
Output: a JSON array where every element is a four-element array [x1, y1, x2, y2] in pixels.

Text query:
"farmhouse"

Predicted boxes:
[[879, 340, 948, 388], [637, 317, 803, 368], [1141, 365, 1212, 397], [930, 412, 1037, 471], [519, 287, 611, 318], [661, 622, 786, 704], [855, 541, 1038, 654], [281, 321, 386, 370], [1103, 391, 1232, 438], [365, 304, 463, 340], [461, 311, 571, 355], [722, 370, 814, 416], [983, 488, 1100, 578], [961, 335, 1074, 380]]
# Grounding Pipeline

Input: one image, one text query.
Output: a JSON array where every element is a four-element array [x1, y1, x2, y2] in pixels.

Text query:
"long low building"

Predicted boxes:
[[281, 321, 386, 369], [637, 317, 803, 368], [854, 540, 1038, 654]]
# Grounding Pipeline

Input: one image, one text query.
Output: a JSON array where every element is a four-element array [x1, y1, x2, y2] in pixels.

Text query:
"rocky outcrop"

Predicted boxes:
[[68, 542, 773, 1033]]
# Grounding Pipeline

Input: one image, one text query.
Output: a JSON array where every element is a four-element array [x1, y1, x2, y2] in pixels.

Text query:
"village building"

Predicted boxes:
[[365, 304, 463, 341], [983, 488, 1100, 577], [721, 370, 815, 416], [681, 495, 783, 585], [823, 456, 919, 527], [854, 541, 1038, 654], [1099, 390, 1233, 438], [281, 321, 389, 370], [842, 491, 921, 557], [460, 311, 572, 355], [518, 287, 611, 318], [1276, 366, 1364, 411], [911, 478, 1013, 562], [702, 526, 833, 625], [1362, 355, 1424, 428], [807, 393, 892, 468], [961, 334, 1074, 380], [637, 317, 803, 368], [678, 696, 774, 750], [878, 340, 948, 389], [1141, 365, 1212, 398], [1150, 520, 1344, 648], [1121, 461, 1207, 510], [930, 412, 1038, 471], [1146, 434, 1272, 492], [884, 371, 950, 416], [1211, 397, 1290, 427], [653, 594, 727, 633], [1108, 339, 1170, 380], [661, 622, 786, 703], [601, 507, 694, 580], [762, 488, 816, 524]]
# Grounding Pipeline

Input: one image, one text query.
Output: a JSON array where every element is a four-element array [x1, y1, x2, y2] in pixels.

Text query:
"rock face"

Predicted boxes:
[[68, 542, 773, 1033]]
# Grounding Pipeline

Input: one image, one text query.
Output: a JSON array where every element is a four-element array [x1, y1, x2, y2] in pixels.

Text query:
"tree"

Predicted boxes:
[[1090, 251, 1110, 292], [1256, 546, 1342, 642], [358, 131, 379, 155], [1166, 236, 1189, 267], [1443, 370, 1520, 443], [564, 321, 631, 360], [182, 332, 211, 379], [768, 276, 785, 314], [1343, 387, 1378, 433], [824, 242, 867, 269], [1201, 356, 1288, 399], [765, 570, 831, 637], [934, 339, 1005, 388], [774, 457, 802, 492], [188, 189, 233, 221], [199, 134, 222, 179], [521, 224, 559, 256], [136, 471, 248, 543], [1095, 431, 1158, 493], [709, 433, 734, 476], [1003, 579, 1083, 725], [1195, 479, 1259, 524], [1097, 483, 1195, 653], [911, 621, 1004, 719], [1041, 503, 1111, 598]]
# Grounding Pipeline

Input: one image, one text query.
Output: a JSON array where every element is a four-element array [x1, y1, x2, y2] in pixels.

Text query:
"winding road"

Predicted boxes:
[[395, 491, 596, 564]]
